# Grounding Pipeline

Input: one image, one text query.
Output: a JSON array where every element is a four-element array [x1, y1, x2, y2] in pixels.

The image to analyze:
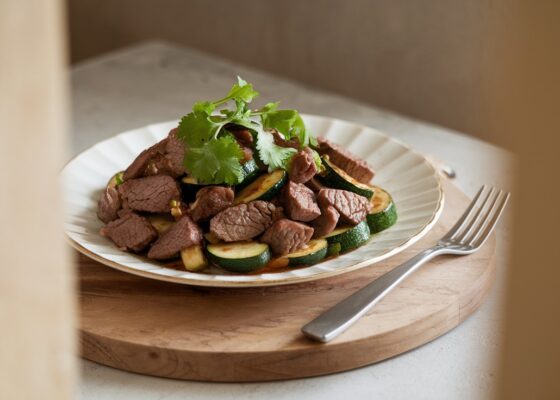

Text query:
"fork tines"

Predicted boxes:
[[441, 185, 510, 249]]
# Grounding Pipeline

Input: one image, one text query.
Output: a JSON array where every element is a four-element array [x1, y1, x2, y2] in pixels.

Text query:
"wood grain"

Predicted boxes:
[[79, 179, 496, 382]]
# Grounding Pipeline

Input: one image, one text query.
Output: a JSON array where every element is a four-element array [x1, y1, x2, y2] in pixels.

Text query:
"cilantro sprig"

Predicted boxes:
[[177, 77, 318, 185]]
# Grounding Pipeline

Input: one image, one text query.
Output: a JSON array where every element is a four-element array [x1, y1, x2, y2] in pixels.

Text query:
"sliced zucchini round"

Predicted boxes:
[[236, 158, 260, 189], [324, 221, 370, 254], [367, 186, 398, 234], [207, 241, 271, 273], [282, 239, 328, 266], [181, 245, 208, 272], [318, 157, 374, 199], [234, 169, 287, 204]]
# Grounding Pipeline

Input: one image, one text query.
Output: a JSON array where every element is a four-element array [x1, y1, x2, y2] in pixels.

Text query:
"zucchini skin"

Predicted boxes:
[[285, 239, 328, 266], [236, 159, 260, 190], [367, 187, 398, 234], [325, 221, 371, 253], [180, 176, 205, 203], [318, 158, 374, 199], [367, 202, 397, 234], [234, 169, 287, 204], [206, 242, 271, 273]]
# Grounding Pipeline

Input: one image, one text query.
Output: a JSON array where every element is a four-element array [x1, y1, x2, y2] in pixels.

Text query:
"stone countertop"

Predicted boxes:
[[73, 41, 513, 400]]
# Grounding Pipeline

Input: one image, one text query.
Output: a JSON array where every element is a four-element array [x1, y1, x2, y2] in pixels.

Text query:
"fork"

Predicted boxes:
[[302, 185, 510, 343]]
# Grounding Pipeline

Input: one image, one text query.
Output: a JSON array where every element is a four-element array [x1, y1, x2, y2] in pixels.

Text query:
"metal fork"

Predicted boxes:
[[302, 185, 510, 343]]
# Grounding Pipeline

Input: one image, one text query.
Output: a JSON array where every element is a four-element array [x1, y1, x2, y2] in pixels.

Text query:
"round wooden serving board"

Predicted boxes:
[[79, 179, 496, 382]]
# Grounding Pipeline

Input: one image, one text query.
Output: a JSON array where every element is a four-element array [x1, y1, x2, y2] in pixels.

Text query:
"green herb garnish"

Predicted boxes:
[[177, 77, 318, 185]]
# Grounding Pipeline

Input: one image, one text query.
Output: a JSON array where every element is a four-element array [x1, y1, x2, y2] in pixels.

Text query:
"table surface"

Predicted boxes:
[[73, 41, 514, 400]]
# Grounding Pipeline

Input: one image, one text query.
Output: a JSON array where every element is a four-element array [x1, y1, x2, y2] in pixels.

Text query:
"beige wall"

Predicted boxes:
[[68, 0, 500, 143]]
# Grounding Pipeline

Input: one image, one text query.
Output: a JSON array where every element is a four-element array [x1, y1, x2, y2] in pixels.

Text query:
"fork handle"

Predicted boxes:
[[302, 245, 445, 342]]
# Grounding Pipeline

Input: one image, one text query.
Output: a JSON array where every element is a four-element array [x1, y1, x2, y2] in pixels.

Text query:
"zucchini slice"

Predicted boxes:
[[234, 169, 287, 204], [367, 186, 398, 234], [207, 241, 271, 272], [324, 221, 370, 253], [181, 245, 208, 272], [282, 239, 328, 266], [318, 158, 374, 199], [147, 214, 175, 235], [236, 158, 260, 189]]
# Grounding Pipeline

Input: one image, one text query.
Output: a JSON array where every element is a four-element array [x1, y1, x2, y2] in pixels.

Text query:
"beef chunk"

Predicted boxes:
[[101, 212, 157, 252], [261, 219, 314, 256], [190, 186, 234, 222], [97, 186, 121, 223], [229, 128, 254, 147], [317, 137, 374, 183], [123, 128, 186, 180], [122, 140, 166, 181], [270, 128, 300, 149], [147, 215, 202, 260], [305, 177, 327, 192], [290, 148, 317, 184], [281, 181, 321, 222], [210, 201, 277, 242], [240, 146, 254, 163], [228, 128, 254, 163], [311, 205, 340, 238], [119, 175, 180, 213], [156, 128, 187, 177], [317, 188, 370, 225]]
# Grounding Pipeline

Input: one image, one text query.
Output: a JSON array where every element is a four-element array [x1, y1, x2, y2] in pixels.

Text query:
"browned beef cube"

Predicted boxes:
[[190, 186, 235, 222], [317, 137, 374, 183], [100, 212, 157, 252], [311, 205, 340, 238], [147, 215, 203, 260], [261, 219, 314, 256], [97, 186, 121, 223], [305, 177, 327, 192], [119, 175, 180, 213], [229, 127, 254, 147], [123, 128, 186, 180], [281, 181, 321, 222], [209, 201, 277, 242], [317, 188, 370, 225], [270, 128, 299, 149], [289, 148, 317, 184]]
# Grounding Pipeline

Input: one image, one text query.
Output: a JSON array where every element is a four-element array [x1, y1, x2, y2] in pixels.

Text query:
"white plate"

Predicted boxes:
[[63, 115, 444, 287]]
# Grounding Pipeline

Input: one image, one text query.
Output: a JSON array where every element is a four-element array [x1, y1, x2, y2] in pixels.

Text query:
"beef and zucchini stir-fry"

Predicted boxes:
[[97, 78, 397, 273]]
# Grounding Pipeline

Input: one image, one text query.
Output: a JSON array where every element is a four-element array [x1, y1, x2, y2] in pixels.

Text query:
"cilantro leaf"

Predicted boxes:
[[260, 109, 311, 148], [255, 102, 279, 114], [215, 76, 259, 105], [178, 77, 318, 184], [256, 129, 297, 171], [177, 110, 222, 147], [184, 134, 244, 185], [307, 147, 324, 171]]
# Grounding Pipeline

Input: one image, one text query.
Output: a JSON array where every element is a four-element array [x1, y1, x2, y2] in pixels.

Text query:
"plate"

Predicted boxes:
[[63, 115, 444, 287]]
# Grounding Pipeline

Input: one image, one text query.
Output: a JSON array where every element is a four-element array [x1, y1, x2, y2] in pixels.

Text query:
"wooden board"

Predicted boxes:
[[79, 179, 496, 382]]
